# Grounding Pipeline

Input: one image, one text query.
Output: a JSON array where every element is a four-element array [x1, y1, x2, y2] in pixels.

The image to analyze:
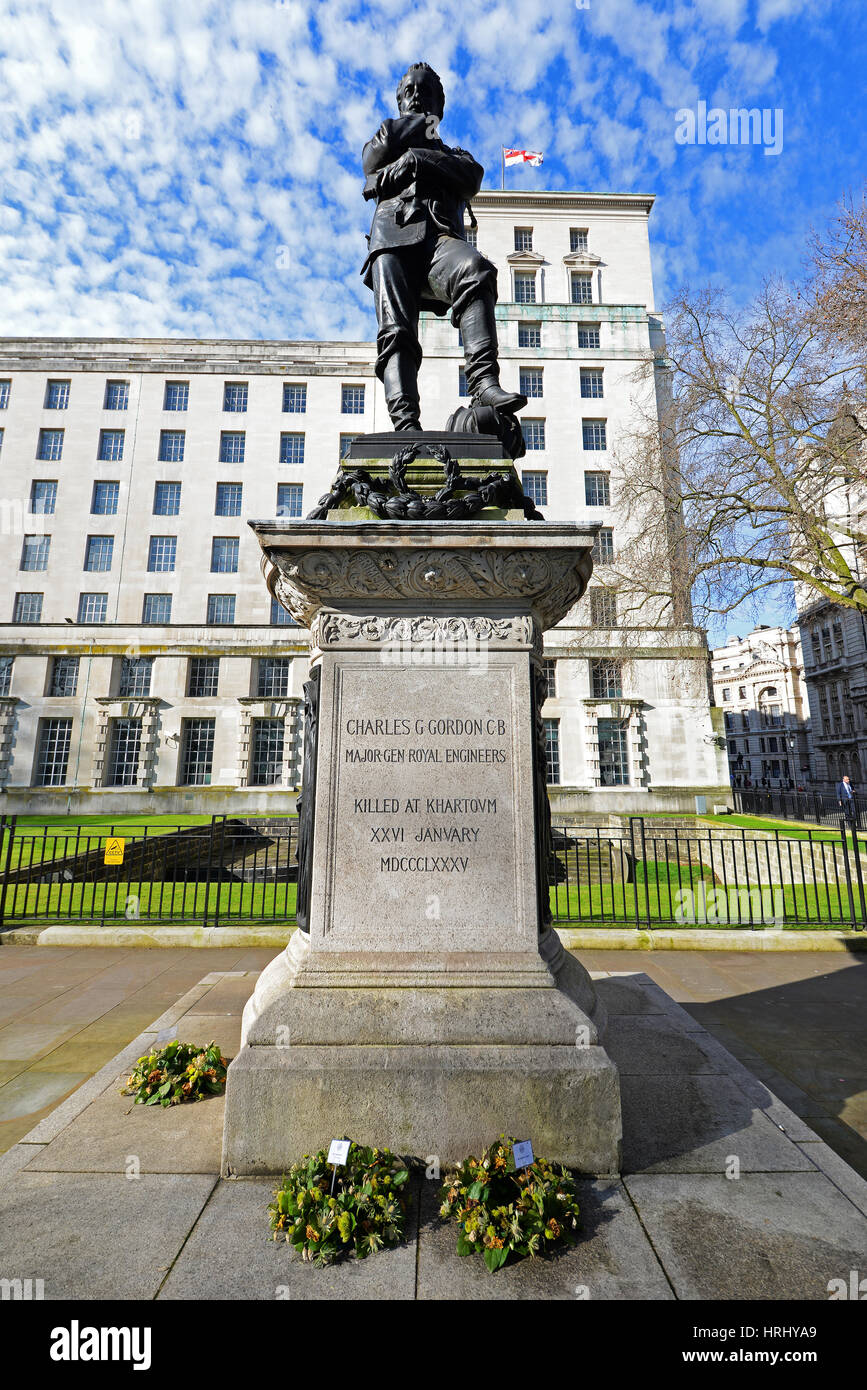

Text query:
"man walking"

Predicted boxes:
[[837, 773, 858, 827]]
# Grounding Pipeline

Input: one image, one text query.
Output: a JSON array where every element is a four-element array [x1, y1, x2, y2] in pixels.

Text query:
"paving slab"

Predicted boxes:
[[0, 1171, 217, 1300], [159, 1176, 417, 1301], [603, 1014, 728, 1076], [624, 1172, 867, 1300], [25, 1081, 226, 1175], [620, 1073, 819, 1174], [415, 1174, 674, 1300], [0, 1069, 90, 1123], [1, 962, 866, 1300]]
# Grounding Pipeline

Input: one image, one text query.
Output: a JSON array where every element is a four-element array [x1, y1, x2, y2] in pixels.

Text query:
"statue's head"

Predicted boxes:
[[396, 62, 445, 120]]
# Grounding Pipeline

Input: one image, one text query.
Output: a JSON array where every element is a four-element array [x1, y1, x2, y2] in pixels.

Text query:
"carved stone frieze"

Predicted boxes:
[[311, 612, 538, 650], [269, 544, 592, 633]]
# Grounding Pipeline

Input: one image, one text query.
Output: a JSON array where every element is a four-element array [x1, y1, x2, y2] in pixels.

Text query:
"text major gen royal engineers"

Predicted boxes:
[[344, 716, 508, 764]]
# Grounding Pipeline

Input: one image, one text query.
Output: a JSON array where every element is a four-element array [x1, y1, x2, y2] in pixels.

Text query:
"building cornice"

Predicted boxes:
[[473, 190, 655, 215]]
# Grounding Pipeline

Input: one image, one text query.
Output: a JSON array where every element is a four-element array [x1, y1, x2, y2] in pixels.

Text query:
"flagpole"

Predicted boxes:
[[501, 148, 505, 190]]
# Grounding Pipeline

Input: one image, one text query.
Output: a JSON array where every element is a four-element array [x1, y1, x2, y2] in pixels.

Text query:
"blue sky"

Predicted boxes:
[[2, 0, 865, 639]]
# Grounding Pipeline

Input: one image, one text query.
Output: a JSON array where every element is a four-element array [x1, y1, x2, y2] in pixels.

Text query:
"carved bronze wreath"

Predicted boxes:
[[307, 442, 544, 521]]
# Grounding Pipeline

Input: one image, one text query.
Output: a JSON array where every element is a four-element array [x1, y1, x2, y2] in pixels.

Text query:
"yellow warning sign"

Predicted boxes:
[[104, 838, 125, 865]]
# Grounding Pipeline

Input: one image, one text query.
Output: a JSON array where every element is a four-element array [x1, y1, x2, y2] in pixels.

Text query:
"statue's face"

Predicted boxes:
[[397, 69, 438, 118]]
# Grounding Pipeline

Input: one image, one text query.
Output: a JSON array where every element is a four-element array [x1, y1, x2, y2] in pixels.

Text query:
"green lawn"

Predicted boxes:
[[0, 878, 298, 925], [0, 814, 298, 869], [700, 813, 850, 841]]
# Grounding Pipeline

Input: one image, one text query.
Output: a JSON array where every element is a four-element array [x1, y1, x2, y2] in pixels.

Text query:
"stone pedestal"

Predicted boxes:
[[221, 520, 621, 1175]]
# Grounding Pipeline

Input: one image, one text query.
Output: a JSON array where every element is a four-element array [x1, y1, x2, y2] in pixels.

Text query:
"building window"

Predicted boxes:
[[458, 367, 469, 398], [591, 658, 622, 699], [163, 382, 189, 412], [521, 471, 548, 506], [582, 419, 607, 451], [570, 227, 588, 252], [514, 227, 533, 252], [207, 594, 235, 624], [77, 592, 108, 624], [580, 368, 604, 399], [280, 433, 305, 466], [159, 430, 185, 462], [277, 483, 303, 518], [142, 594, 172, 624], [13, 592, 42, 623], [180, 719, 215, 785], [211, 537, 239, 573], [543, 719, 560, 784], [49, 656, 79, 697], [0, 428, 3, 453], [21, 534, 50, 571], [592, 528, 614, 564], [341, 385, 365, 415], [104, 380, 129, 411], [216, 483, 242, 516], [250, 718, 285, 786], [105, 718, 142, 786], [119, 656, 153, 696], [542, 658, 556, 699], [30, 480, 58, 515], [571, 272, 593, 304], [598, 718, 629, 785], [45, 380, 70, 410], [84, 535, 114, 572], [283, 383, 306, 413], [518, 322, 541, 348], [339, 434, 357, 461], [0, 381, 10, 408], [34, 718, 73, 786], [590, 589, 617, 627], [223, 382, 248, 413], [722, 688, 732, 702], [98, 429, 124, 462], [514, 272, 536, 305], [188, 656, 219, 697], [257, 656, 292, 697], [220, 431, 245, 464], [271, 597, 297, 626], [522, 418, 545, 451], [148, 535, 176, 572], [584, 471, 610, 506], [577, 325, 600, 349], [519, 367, 543, 398], [37, 429, 64, 461], [0, 657, 13, 696], [464, 226, 477, 248], [92, 481, 119, 515], [153, 481, 181, 516]]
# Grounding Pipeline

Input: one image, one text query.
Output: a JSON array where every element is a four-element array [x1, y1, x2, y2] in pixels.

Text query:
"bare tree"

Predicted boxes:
[[611, 189, 867, 629]]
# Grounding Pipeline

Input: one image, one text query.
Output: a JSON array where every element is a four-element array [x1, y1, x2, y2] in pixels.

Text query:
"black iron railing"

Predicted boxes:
[[0, 813, 863, 931]]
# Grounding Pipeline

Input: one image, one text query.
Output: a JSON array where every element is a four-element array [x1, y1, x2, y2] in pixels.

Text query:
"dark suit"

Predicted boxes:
[[360, 116, 498, 426], [837, 780, 857, 823]]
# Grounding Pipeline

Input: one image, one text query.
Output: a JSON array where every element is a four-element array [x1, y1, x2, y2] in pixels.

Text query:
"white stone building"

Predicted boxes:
[[0, 189, 728, 815], [789, 471, 867, 791], [710, 625, 813, 790]]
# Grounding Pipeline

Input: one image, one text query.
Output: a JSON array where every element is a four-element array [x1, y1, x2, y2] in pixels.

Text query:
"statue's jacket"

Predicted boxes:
[[360, 114, 483, 307]]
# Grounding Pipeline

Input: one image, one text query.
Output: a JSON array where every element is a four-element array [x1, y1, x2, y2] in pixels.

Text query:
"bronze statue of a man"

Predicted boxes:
[[361, 62, 526, 431]]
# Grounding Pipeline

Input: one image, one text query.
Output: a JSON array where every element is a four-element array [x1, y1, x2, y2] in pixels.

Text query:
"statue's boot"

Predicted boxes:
[[459, 295, 528, 415], [383, 350, 421, 430]]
